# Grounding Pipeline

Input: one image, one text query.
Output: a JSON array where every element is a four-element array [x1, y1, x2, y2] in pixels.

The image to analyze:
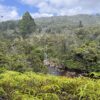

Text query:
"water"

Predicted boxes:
[[47, 66, 82, 77], [48, 66, 67, 76]]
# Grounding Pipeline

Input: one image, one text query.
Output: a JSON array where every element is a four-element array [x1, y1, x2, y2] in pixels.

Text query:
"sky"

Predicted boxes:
[[0, 0, 100, 21]]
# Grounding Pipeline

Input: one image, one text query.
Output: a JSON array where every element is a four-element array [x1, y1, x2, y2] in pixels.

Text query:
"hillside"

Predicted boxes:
[[0, 13, 99, 73], [36, 14, 100, 27], [0, 0, 100, 99], [1, 14, 100, 34], [0, 12, 100, 100]]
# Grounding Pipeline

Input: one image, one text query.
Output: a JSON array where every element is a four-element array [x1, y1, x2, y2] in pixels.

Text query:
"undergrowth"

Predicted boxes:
[[0, 71, 100, 100]]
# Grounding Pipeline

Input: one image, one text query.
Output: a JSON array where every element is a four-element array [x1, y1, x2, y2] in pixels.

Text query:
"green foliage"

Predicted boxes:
[[19, 12, 36, 38], [0, 39, 47, 73], [0, 71, 100, 100], [89, 72, 100, 78], [65, 60, 84, 69], [0, 13, 100, 100], [74, 41, 99, 71], [0, 30, 99, 72]]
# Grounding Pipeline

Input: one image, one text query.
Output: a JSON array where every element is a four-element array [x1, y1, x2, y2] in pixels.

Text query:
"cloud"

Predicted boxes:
[[20, 0, 100, 17], [20, 0, 43, 6], [48, 0, 79, 8], [31, 13, 53, 18], [0, 4, 19, 21]]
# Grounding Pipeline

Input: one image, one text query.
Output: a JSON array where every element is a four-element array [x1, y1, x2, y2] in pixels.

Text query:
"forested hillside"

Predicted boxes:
[[1, 14, 100, 35], [0, 12, 100, 100], [0, 13, 99, 72]]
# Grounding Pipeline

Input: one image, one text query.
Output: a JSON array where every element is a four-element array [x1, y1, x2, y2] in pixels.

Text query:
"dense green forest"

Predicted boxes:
[[0, 12, 100, 100]]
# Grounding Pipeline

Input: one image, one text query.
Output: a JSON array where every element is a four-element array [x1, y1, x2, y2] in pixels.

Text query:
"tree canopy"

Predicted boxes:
[[19, 11, 36, 38]]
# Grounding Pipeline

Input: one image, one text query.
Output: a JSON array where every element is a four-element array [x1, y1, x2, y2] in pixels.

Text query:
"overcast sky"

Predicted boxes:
[[0, 0, 100, 21]]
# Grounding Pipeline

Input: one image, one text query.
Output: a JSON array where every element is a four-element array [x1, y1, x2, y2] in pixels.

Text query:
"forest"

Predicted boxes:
[[0, 12, 100, 100]]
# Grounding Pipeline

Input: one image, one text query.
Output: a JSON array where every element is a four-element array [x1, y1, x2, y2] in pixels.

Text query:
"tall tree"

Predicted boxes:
[[79, 20, 83, 28], [19, 11, 36, 38]]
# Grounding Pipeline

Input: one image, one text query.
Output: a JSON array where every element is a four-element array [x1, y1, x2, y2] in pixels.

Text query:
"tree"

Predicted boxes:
[[74, 41, 99, 71], [19, 11, 36, 38], [79, 20, 83, 28]]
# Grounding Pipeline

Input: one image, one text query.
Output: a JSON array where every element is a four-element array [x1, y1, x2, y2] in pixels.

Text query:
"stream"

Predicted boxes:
[[48, 66, 65, 76], [46, 63, 100, 78], [47, 66, 81, 77]]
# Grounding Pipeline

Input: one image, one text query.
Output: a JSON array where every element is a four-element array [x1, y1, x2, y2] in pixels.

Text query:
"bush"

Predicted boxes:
[[0, 71, 100, 100]]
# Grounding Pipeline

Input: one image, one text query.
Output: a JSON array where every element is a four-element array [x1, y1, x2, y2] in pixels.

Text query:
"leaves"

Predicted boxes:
[[19, 12, 36, 38], [0, 71, 100, 100]]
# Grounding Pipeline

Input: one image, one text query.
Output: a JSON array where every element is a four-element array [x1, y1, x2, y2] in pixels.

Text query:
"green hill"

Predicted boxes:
[[1, 14, 100, 34]]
